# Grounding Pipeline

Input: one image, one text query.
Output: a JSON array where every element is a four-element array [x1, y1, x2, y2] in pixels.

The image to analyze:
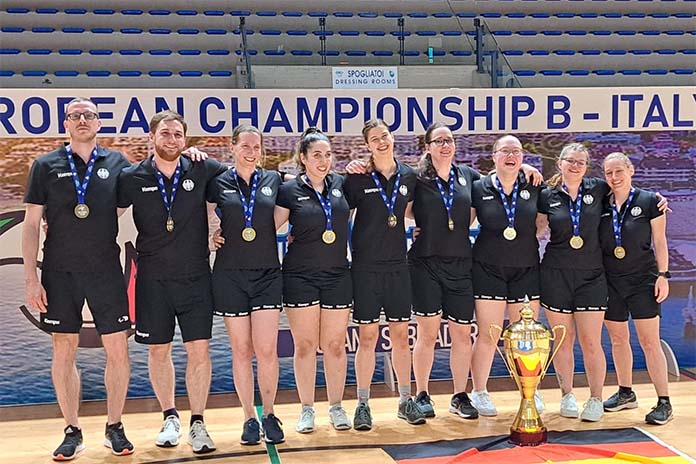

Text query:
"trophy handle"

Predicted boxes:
[[488, 324, 513, 377], [542, 324, 567, 380]]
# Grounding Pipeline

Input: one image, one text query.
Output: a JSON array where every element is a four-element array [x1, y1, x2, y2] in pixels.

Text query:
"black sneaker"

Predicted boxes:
[[262, 413, 285, 445], [449, 392, 479, 419], [53, 425, 85, 461], [398, 398, 426, 425], [104, 422, 134, 456], [240, 418, 261, 445], [415, 391, 436, 418], [645, 401, 673, 425], [603, 390, 638, 412], [353, 402, 373, 431]]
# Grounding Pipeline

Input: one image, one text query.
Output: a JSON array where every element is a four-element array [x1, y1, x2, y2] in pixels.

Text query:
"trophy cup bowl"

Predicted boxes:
[[489, 297, 566, 446]]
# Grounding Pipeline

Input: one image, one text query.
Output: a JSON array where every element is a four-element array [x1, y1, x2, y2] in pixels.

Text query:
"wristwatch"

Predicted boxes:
[[657, 271, 671, 279]]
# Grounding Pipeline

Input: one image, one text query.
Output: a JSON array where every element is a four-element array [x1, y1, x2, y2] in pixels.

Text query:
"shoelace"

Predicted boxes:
[[266, 414, 283, 426], [190, 423, 207, 440], [300, 409, 314, 422], [404, 400, 419, 416], [162, 418, 180, 433], [355, 405, 371, 422]]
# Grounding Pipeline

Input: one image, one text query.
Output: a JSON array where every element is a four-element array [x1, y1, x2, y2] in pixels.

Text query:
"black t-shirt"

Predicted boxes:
[[408, 164, 480, 259], [472, 172, 542, 267], [538, 176, 610, 270], [24, 144, 130, 272], [276, 173, 350, 272], [599, 187, 662, 276], [206, 168, 282, 270], [344, 162, 417, 271], [117, 156, 227, 279]]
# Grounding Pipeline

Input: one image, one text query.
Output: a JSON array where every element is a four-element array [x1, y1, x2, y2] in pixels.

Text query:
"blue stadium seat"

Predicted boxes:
[[150, 29, 171, 34], [507, 13, 526, 18], [530, 13, 550, 18], [580, 49, 601, 55], [86, 70, 111, 76], [383, 13, 402, 18], [339, 31, 360, 36], [593, 70, 616, 75], [334, 12, 354, 17], [63, 27, 85, 33], [230, 11, 251, 16], [359, 12, 378, 18], [640, 30, 661, 36], [433, 12, 453, 18], [671, 69, 694, 74], [32, 27, 55, 33], [619, 70, 642, 75], [0, 71, 15, 77], [481, 13, 502, 18], [646, 69, 668, 75], [539, 70, 563, 76], [308, 11, 329, 17], [263, 50, 286, 56], [36, 8, 58, 14], [119, 50, 143, 55], [529, 50, 550, 55], [178, 50, 202, 56], [6, 8, 29, 13], [456, 13, 476, 19], [121, 9, 143, 15], [93, 9, 115, 15], [567, 31, 588, 36], [313, 30, 333, 37], [554, 50, 575, 55], [91, 28, 114, 33], [616, 30, 637, 35], [514, 70, 536, 76], [210, 71, 233, 77], [517, 31, 537, 36], [602, 13, 622, 18], [90, 49, 113, 55], [22, 71, 48, 76], [287, 30, 308, 36], [234, 50, 258, 56], [120, 28, 143, 34], [579, 13, 599, 18], [149, 10, 170, 15], [177, 10, 197, 16], [118, 71, 142, 77], [503, 50, 524, 56], [0, 49, 20, 54], [442, 31, 463, 36], [177, 29, 199, 34], [204, 29, 226, 35], [59, 49, 82, 55], [651, 13, 670, 18], [665, 30, 685, 35], [28, 49, 51, 55], [207, 50, 230, 55], [260, 30, 282, 35], [345, 50, 367, 56], [591, 30, 612, 36], [451, 51, 473, 56], [567, 70, 590, 76], [180, 71, 204, 77], [681, 49, 696, 54], [55, 71, 80, 77], [372, 51, 394, 56], [657, 49, 677, 54], [319, 50, 340, 56], [256, 11, 277, 17], [149, 71, 173, 77], [605, 49, 628, 55], [1, 27, 24, 32], [282, 11, 302, 17], [291, 50, 313, 56], [149, 50, 172, 55], [407, 13, 427, 18], [627, 13, 647, 18], [204, 10, 225, 16], [402, 50, 420, 56], [541, 30, 562, 36], [629, 49, 652, 55], [365, 31, 386, 36], [391, 31, 411, 37], [555, 13, 575, 18], [416, 31, 437, 36]]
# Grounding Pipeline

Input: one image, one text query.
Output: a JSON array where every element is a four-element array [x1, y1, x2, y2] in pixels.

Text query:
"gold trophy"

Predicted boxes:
[[489, 297, 566, 446]]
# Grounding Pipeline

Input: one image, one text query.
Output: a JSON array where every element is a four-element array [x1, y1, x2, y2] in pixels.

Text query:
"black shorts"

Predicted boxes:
[[212, 268, 283, 317], [605, 271, 660, 322], [135, 273, 214, 344], [540, 266, 608, 314], [409, 257, 474, 324], [40, 268, 130, 335], [351, 267, 412, 324], [472, 260, 540, 303], [283, 267, 353, 309]]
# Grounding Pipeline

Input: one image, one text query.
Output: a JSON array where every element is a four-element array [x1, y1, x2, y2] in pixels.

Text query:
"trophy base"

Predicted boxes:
[[509, 429, 547, 447]]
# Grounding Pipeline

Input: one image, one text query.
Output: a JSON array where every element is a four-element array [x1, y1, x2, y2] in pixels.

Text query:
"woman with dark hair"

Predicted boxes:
[[343, 119, 425, 430], [599, 152, 672, 425], [206, 124, 285, 445], [275, 128, 353, 434]]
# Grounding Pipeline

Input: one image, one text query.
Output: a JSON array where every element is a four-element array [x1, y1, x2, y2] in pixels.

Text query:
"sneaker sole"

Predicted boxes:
[[561, 410, 579, 418], [448, 406, 479, 420], [295, 426, 315, 434], [473, 407, 498, 417], [191, 444, 216, 454], [52, 444, 85, 461], [155, 438, 180, 447], [103, 439, 134, 455], [330, 422, 352, 431], [646, 413, 673, 425], [240, 438, 261, 446], [417, 407, 436, 418], [580, 414, 604, 422], [354, 423, 373, 431], [263, 437, 286, 444], [604, 401, 638, 412], [397, 413, 426, 425]]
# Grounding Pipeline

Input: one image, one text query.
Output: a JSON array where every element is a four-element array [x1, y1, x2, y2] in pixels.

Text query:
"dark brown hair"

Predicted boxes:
[[149, 110, 187, 135], [294, 127, 330, 172], [418, 122, 450, 178]]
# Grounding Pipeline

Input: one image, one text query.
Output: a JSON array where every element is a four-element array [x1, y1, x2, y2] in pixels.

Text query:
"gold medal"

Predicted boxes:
[[166, 217, 174, 232], [322, 230, 336, 244], [569, 235, 584, 249], [74, 203, 90, 219], [387, 214, 398, 228], [503, 226, 517, 241], [614, 246, 626, 259], [448, 217, 455, 231], [241, 227, 256, 242]]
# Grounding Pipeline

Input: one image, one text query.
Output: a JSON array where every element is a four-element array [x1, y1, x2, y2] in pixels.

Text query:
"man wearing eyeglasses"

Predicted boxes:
[[23, 97, 135, 460]]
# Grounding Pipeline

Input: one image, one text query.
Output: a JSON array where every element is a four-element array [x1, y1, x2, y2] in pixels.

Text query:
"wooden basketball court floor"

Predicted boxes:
[[1, 373, 695, 463]]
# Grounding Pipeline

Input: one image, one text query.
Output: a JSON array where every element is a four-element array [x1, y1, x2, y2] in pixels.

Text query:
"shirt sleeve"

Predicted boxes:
[[207, 158, 229, 180], [116, 170, 132, 208], [276, 182, 292, 209], [647, 191, 663, 220], [23, 158, 48, 205], [470, 166, 481, 182], [343, 174, 361, 209], [537, 188, 550, 214], [206, 176, 219, 204]]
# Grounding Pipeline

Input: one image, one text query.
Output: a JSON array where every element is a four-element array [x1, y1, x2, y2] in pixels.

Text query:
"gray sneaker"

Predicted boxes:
[[398, 398, 426, 425], [560, 392, 579, 418], [328, 404, 352, 431], [580, 397, 604, 422], [155, 415, 181, 447], [353, 402, 373, 431], [295, 406, 316, 434], [188, 420, 216, 454]]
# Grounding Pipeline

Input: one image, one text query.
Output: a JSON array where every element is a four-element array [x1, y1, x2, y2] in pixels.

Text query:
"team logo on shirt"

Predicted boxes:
[[631, 206, 643, 217], [331, 188, 342, 198], [96, 168, 109, 179], [261, 186, 273, 196], [182, 179, 195, 191], [399, 185, 408, 196], [582, 194, 594, 205], [458, 176, 467, 186], [519, 189, 530, 200]]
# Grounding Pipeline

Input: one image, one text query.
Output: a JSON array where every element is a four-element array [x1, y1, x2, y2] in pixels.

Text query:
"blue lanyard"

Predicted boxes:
[[370, 167, 401, 218], [435, 166, 456, 222], [494, 175, 519, 228], [612, 187, 635, 248], [65, 145, 98, 205], [233, 168, 258, 228], [153, 158, 182, 218], [303, 174, 333, 231], [563, 182, 583, 237]]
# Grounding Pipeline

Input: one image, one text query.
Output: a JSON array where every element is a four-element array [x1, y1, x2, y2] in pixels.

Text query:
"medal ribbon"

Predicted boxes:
[[303, 175, 333, 231], [612, 187, 636, 249], [153, 158, 182, 219], [66, 145, 99, 206], [563, 182, 583, 237], [435, 166, 456, 224], [494, 175, 519, 229], [370, 168, 401, 219], [233, 168, 258, 228]]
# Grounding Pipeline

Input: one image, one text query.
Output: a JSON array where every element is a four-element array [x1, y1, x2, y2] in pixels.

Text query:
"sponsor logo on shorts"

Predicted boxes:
[[363, 188, 380, 194], [141, 186, 158, 192], [135, 330, 150, 338], [117, 315, 129, 323], [482, 195, 494, 200], [261, 186, 273, 196], [519, 189, 530, 200], [331, 188, 342, 198], [297, 196, 310, 201], [549, 201, 561, 208], [399, 184, 408, 196], [458, 176, 467, 186], [44, 318, 60, 325], [583, 194, 594, 205], [97, 168, 109, 179], [57, 172, 73, 178], [631, 206, 642, 216], [182, 179, 195, 191]]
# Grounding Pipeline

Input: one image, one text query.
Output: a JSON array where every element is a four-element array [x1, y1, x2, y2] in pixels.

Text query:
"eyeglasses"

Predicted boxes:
[[562, 158, 588, 168], [66, 111, 98, 121], [428, 138, 455, 147], [496, 148, 523, 156]]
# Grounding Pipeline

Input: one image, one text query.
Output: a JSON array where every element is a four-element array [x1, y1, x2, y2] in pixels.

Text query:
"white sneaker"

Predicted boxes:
[[295, 406, 316, 434], [580, 397, 604, 422], [188, 420, 216, 454], [471, 390, 497, 416], [155, 415, 182, 447], [534, 391, 545, 414], [560, 392, 579, 418], [328, 404, 352, 430]]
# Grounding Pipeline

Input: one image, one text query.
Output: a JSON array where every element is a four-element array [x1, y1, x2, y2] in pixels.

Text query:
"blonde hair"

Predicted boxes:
[[603, 152, 633, 169], [294, 127, 330, 173], [231, 124, 265, 167], [547, 142, 590, 188]]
